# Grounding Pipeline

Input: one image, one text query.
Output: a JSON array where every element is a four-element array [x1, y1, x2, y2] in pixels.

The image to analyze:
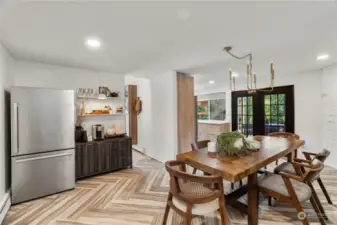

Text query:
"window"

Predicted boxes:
[[197, 100, 209, 120], [237, 96, 253, 136], [197, 92, 226, 121], [264, 94, 286, 134]]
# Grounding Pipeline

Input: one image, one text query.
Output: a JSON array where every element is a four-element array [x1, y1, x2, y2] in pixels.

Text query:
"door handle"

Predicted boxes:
[[15, 152, 73, 163], [16, 104, 19, 153], [12, 103, 19, 154]]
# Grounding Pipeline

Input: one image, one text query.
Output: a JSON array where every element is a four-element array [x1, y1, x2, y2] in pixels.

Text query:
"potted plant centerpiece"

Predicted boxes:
[[216, 131, 260, 157]]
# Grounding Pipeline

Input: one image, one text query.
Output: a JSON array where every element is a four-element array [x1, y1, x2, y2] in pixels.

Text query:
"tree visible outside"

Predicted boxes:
[[264, 94, 285, 124], [197, 103, 209, 120], [237, 94, 285, 135]]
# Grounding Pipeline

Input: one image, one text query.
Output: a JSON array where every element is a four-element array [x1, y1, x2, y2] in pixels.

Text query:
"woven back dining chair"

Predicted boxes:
[[163, 160, 229, 225], [268, 132, 300, 164], [191, 140, 242, 190], [259, 158, 326, 225]]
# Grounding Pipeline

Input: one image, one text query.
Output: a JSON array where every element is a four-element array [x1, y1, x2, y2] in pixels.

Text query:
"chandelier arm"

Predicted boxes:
[[225, 46, 276, 93], [226, 51, 252, 60]]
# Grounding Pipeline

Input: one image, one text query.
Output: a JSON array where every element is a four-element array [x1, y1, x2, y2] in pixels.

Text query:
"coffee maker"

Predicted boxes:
[[92, 124, 104, 140]]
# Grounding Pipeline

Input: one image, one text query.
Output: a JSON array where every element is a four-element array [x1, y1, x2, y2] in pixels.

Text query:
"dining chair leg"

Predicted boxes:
[[162, 204, 170, 225], [275, 159, 279, 165], [308, 182, 328, 220], [268, 197, 272, 207], [185, 204, 192, 225], [162, 193, 172, 225], [192, 168, 197, 174], [309, 196, 326, 225], [293, 200, 309, 225], [317, 177, 333, 205], [219, 195, 229, 225], [239, 179, 243, 187], [231, 183, 234, 190]]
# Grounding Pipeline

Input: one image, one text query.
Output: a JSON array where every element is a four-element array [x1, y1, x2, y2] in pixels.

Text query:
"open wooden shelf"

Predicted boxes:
[[80, 113, 125, 117], [77, 96, 122, 101]]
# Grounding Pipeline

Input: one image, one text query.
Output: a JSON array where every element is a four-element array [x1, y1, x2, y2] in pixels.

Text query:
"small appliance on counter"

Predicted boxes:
[[92, 124, 104, 140]]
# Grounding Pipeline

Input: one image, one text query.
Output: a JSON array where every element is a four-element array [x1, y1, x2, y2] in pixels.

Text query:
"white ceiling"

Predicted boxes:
[[1, 1, 337, 88]]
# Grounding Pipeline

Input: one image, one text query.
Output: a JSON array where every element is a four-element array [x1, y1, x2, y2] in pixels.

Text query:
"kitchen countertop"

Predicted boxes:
[[76, 135, 130, 145], [198, 120, 230, 125]]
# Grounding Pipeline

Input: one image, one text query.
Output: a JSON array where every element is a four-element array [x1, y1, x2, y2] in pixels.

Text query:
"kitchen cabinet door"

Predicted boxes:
[[75, 145, 83, 179], [81, 143, 94, 177], [110, 139, 119, 171]]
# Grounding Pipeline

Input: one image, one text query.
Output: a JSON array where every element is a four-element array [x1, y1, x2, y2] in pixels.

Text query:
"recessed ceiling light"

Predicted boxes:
[[209, 80, 215, 84], [85, 37, 101, 50], [317, 53, 329, 61]]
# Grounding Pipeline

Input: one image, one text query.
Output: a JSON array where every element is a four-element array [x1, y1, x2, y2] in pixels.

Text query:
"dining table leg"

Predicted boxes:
[[248, 172, 259, 225]]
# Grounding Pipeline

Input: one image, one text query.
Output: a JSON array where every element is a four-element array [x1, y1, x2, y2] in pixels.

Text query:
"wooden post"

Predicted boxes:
[[128, 85, 138, 145], [177, 74, 196, 154]]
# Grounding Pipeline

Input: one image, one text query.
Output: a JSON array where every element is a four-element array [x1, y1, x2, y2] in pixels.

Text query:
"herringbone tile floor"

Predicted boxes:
[[4, 151, 337, 225]]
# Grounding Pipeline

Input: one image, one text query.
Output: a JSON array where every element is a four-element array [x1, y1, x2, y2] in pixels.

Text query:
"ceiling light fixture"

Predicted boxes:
[[85, 37, 101, 50], [317, 53, 329, 61], [209, 80, 215, 84], [224, 46, 275, 93]]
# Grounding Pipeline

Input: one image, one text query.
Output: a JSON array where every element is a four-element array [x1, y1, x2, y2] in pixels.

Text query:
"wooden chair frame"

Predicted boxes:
[[163, 160, 229, 225], [260, 160, 326, 225], [302, 150, 333, 205]]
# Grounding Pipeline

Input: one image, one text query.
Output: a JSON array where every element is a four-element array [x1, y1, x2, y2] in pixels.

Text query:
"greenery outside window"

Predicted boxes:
[[197, 92, 226, 121]]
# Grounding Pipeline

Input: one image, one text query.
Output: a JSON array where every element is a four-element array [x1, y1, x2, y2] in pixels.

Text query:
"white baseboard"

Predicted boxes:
[[0, 191, 11, 224], [132, 145, 145, 153]]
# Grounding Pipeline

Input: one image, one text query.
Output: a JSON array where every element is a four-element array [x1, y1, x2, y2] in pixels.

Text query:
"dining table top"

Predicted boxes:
[[176, 136, 305, 182]]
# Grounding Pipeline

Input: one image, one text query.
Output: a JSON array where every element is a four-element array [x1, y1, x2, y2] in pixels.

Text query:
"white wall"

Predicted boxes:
[[12, 61, 178, 163], [196, 71, 322, 154], [125, 72, 178, 162], [0, 43, 13, 221], [321, 65, 337, 167], [124, 75, 152, 152], [149, 71, 178, 162], [11, 60, 126, 136]]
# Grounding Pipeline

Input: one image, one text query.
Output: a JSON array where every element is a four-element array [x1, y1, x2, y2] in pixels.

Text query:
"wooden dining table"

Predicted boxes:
[[176, 136, 305, 225]]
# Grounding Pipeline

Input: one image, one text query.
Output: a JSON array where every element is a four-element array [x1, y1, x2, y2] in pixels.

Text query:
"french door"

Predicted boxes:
[[231, 85, 294, 136]]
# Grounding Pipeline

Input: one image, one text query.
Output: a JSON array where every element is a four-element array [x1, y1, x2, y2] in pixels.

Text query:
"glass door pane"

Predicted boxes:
[[264, 93, 286, 134], [236, 96, 253, 136]]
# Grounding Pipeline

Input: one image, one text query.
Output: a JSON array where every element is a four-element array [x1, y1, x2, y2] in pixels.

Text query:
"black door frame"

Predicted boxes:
[[231, 85, 295, 136]]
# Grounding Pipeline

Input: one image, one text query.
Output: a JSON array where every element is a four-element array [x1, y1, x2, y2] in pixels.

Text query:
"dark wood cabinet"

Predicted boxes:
[[75, 136, 132, 180]]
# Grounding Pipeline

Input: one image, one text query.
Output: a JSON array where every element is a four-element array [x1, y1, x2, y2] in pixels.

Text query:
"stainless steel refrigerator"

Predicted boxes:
[[11, 87, 75, 204]]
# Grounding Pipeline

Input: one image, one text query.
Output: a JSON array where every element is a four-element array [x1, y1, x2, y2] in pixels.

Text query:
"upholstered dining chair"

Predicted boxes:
[[273, 149, 332, 219], [268, 132, 300, 164], [259, 158, 326, 225], [163, 160, 229, 225]]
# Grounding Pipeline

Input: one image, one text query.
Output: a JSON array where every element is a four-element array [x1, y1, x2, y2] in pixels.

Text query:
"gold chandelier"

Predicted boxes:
[[224, 46, 275, 93]]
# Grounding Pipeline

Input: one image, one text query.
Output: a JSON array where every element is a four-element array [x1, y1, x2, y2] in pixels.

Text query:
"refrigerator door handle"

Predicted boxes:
[[12, 103, 19, 154], [15, 152, 73, 163]]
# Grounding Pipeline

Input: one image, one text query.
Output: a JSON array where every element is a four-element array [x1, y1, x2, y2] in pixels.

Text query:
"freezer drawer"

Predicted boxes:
[[11, 149, 75, 204]]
